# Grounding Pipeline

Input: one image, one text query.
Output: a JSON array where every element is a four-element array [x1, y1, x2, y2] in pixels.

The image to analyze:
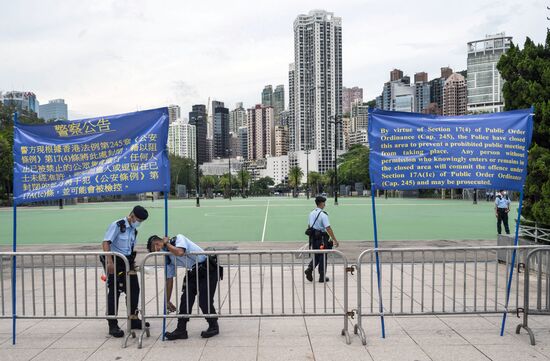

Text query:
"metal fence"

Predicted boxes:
[[137, 249, 353, 348], [519, 224, 550, 244], [354, 245, 550, 345], [0, 251, 135, 347], [516, 248, 550, 345]]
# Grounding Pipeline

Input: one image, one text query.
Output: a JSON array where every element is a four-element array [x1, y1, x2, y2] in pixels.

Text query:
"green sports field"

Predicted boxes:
[[0, 197, 504, 245]]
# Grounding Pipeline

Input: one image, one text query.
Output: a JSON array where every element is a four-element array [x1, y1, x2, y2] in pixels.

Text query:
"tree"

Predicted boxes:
[[200, 175, 216, 198], [338, 144, 370, 188], [308, 171, 322, 195], [0, 103, 46, 203], [322, 168, 335, 194], [218, 173, 237, 198], [237, 169, 251, 197], [288, 166, 304, 197], [497, 33, 550, 225], [251, 176, 274, 196], [169, 154, 195, 196]]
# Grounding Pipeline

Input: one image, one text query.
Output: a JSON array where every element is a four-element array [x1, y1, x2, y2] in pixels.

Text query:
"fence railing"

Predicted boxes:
[[354, 245, 550, 345], [519, 224, 550, 244], [137, 249, 352, 348], [0, 251, 134, 347], [516, 248, 550, 345]]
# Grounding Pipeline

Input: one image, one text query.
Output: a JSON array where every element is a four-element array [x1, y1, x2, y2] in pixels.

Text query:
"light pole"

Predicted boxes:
[[305, 147, 310, 199], [227, 148, 232, 201], [329, 115, 342, 205], [195, 120, 200, 207], [241, 162, 246, 198]]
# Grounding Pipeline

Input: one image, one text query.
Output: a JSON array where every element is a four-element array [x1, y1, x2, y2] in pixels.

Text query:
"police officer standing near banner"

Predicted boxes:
[[147, 234, 220, 340], [305, 196, 339, 283], [495, 190, 511, 235], [102, 205, 149, 337]]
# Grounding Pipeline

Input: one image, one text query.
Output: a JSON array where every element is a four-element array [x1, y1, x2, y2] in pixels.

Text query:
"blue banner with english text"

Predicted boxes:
[[368, 108, 533, 191]]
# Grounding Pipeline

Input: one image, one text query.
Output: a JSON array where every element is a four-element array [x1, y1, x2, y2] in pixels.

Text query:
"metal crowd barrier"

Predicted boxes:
[[516, 248, 550, 345], [0, 251, 134, 347], [137, 249, 352, 348], [519, 224, 550, 244], [354, 245, 550, 345]]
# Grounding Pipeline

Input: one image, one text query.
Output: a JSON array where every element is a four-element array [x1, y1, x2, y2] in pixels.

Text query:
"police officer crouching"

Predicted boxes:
[[101, 205, 148, 338], [147, 234, 220, 340]]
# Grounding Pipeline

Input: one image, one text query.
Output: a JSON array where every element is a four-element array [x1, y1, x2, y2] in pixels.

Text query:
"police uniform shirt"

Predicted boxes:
[[495, 194, 511, 209], [309, 208, 330, 232], [104, 218, 137, 256], [166, 234, 208, 278]]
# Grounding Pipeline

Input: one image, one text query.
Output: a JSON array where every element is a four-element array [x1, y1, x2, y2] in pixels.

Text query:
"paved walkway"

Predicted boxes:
[[2, 314, 550, 360]]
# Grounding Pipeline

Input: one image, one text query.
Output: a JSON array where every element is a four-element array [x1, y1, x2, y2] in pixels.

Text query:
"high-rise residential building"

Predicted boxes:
[[390, 69, 404, 81], [272, 85, 285, 123], [39, 99, 68, 121], [168, 104, 181, 124], [440, 67, 453, 80], [380, 78, 414, 112], [247, 104, 274, 160], [238, 126, 248, 160], [288, 63, 296, 151], [212, 101, 230, 158], [292, 10, 343, 173], [342, 86, 363, 115], [279, 110, 290, 127], [229, 132, 240, 157], [189, 104, 209, 164], [414, 72, 428, 83], [229, 102, 247, 134], [274, 125, 289, 156], [467, 32, 512, 113], [1, 91, 38, 114], [350, 100, 369, 132], [168, 119, 196, 161], [443, 73, 467, 116], [348, 129, 369, 148], [262, 85, 273, 106], [414, 82, 431, 113]]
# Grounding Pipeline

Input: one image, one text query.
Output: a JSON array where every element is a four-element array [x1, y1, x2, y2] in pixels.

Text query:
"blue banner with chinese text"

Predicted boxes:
[[368, 108, 533, 191], [14, 107, 170, 204]]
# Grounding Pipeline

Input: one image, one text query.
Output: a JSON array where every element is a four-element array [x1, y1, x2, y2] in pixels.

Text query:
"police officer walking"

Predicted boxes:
[[102, 205, 149, 337], [495, 190, 511, 235], [305, 196, 339, 283], [147, 234, 220, 340]]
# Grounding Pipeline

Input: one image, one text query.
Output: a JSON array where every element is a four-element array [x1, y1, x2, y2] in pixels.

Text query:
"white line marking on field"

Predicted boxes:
[[261, 199, 270, 242]]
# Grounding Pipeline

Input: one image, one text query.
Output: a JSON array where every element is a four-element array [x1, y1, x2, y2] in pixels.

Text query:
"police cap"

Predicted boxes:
[[315, 196, 326, 205], [132, 205, 149, 221]]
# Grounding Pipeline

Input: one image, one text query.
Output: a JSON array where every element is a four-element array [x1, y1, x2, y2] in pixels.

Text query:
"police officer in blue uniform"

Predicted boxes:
[[102, 205, 149, 337], [147, 234, 220, 340], [495, 190, 511, 235], [305, 196, 339, 283]]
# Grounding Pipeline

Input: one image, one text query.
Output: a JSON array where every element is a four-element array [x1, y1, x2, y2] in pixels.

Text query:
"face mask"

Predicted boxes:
[[132, 221, 141, 228]]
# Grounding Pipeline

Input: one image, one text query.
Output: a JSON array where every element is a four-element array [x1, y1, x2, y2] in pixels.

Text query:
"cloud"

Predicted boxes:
[[0, 0, 547, 117]]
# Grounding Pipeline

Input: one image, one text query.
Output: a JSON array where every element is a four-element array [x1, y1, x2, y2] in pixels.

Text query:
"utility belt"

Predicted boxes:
[[497, 208, 508, 212], [308, 230, 331, 250], [188, 256, 223, 280], [99, 252, 137, 273]]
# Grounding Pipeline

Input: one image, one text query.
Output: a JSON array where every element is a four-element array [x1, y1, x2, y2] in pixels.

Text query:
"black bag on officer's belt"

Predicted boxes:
[[208, 255, 223, 280], [305, 211, 323, 237]]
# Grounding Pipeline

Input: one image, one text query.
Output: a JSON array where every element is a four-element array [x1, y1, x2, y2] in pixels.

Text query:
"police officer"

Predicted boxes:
[[147, 234, 220, 340], [102, 205, 149, 337], [305, 196, 339, 283], [495, 190, 511, 235]]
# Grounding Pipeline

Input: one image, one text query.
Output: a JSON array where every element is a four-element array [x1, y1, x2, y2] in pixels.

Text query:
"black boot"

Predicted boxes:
[[319, 276, 330, 283], [131, 319, 151, 329], [305, 268, 313, 282], [201, 319, 219, 338], [165, 327, 188, 340], [165, 320, 188, 340], [108, 320, 124, 338]]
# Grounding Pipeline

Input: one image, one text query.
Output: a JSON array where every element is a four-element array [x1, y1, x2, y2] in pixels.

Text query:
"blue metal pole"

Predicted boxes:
[[162, 185, 169, 340], [370, 183, 386, 338], [12, 111, 18, 345], [500, 188, 524, 336]]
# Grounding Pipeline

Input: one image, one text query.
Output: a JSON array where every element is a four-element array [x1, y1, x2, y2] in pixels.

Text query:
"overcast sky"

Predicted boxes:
[[1, 0, 547, 119]]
